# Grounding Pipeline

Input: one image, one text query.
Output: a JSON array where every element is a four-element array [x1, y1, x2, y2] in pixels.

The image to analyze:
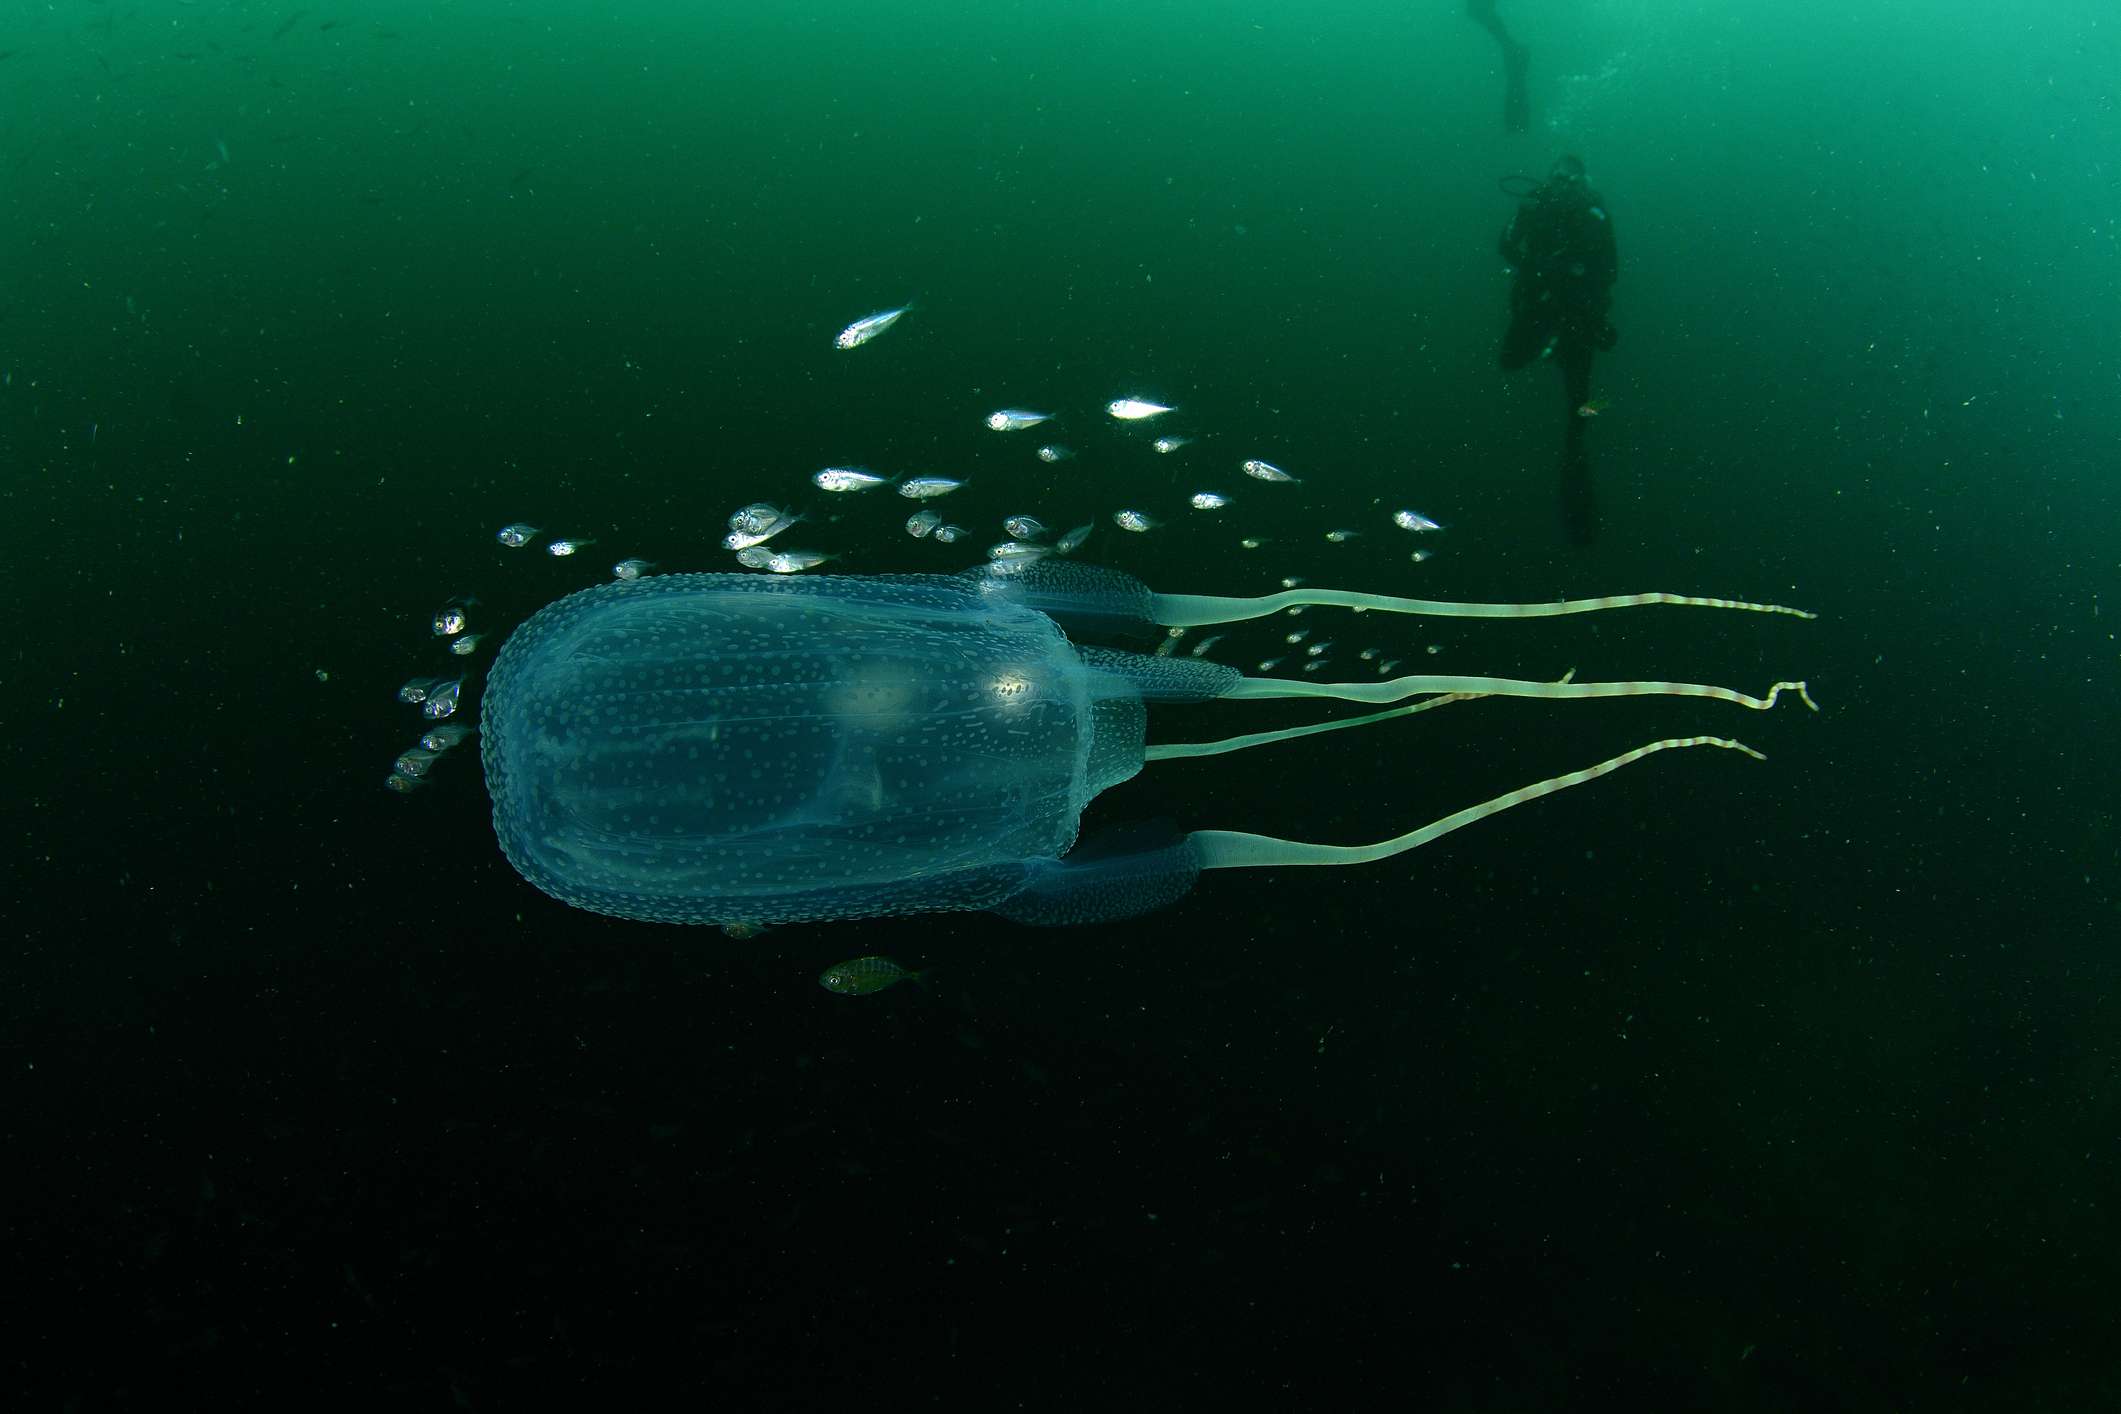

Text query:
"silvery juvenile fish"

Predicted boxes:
[[1107, 397, 1174, 421], [897, 476, 964, 499], [834, 305, 910, 349], [985, 409, 1052, 431], [729, 502, 793, 535], [422, 677, 464, 720], [764, 550, 834, 574], [814, 467, 892, 493], [393, 748, 439, 779], [1241, 459, 1299, 484]]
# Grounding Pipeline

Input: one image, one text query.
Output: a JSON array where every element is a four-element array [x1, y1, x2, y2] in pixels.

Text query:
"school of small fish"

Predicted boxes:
[[388, 298, 1453, 804]]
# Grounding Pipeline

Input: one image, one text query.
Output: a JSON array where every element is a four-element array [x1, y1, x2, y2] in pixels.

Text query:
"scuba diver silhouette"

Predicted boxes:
[[1465, 0, 1531, 133], [1497, 155, 1618, 545]]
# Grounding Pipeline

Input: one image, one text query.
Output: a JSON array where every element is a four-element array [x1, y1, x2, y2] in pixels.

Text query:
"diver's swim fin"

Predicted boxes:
[[1502, 40, 1530, 133]]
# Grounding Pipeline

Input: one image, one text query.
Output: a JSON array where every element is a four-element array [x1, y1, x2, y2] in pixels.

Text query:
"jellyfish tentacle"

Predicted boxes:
[[1152, 587, 1818, 628], [1144, 692, 1478, 762], [1186, 735, 1768, 871], [1222, 673, 1816, 712]]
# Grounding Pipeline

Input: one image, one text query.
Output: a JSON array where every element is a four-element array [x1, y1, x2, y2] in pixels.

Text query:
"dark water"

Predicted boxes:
[[6, 0, 2117, 1406]]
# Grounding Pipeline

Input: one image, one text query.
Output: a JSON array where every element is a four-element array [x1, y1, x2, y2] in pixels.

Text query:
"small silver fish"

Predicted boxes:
[[1306, 641, 1333, 657], [819, 956, 924, 995], [1280, 576, 1307, 588], [383, 772, 423, 795], [765, 550, 833, 574], [393, 748, 439, 779], [1035, 445, 1073, 463], [1409, 549, 1433, 564], [814, 467, 891, 493], [725, 519, 798, 551], [988, 540, 1050, 563], [1002, 515, 1049, 540], [1053, 522, 1094, 554], [547, 537, 596, 556], [1239, 537, 1266, 549], [613, 558, 657, 580], [1285, 629, 1310, 644], [1189, 492, 1230, 511], [932, 524, 967, 544], [1113, 509, 1158, 532], [834, 305, 909, 350], [1188, 633, 1226, 657], [1257, 657, 1285, 672], [495, 522, 539, 548], [906, 510, 943, 538], [1324, 529, 1360, 543], [1378, 659, 1403, 674], [432, 606, 467, 637], [1241, 459, 1300, 483], [1392, 509, 1442, 532], [420, 724, 473, 752], [449, 633, 485, 657], [423, 678, 464, 720], [897, 476, 964, 499], [1153, 436, 1192, 454], [985, 409, 1052, 431], [396, 676, 440, 704], [728, 502, 793, 535], [1107, 397, 1174, 421]]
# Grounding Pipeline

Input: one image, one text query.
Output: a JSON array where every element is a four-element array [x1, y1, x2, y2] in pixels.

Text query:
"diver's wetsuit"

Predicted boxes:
[[1466, 0, 1531, 133], [1498, 169, 1618, 402], [1497, 163, 1618, 543]]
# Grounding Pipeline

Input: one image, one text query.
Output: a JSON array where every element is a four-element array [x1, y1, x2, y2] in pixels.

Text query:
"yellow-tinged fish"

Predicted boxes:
[[818, 956, 924, 996]]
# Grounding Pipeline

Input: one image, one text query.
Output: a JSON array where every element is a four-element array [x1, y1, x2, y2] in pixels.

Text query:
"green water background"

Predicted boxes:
[[4, 0, 2117, 1404]]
